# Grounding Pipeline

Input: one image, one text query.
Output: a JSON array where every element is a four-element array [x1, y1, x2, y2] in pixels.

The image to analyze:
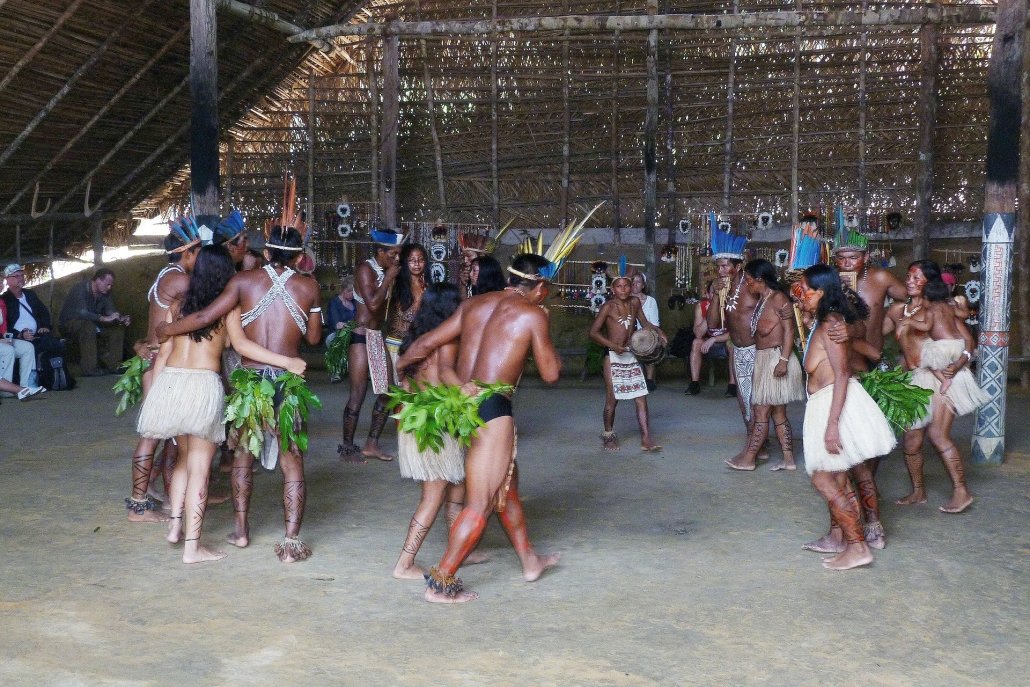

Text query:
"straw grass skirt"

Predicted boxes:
[[751, 346, 804, 406], [803, 378, 896, 475], [137, 367, 226, 444], [397, 430, 465, 484], [918, 339, 989, 418]]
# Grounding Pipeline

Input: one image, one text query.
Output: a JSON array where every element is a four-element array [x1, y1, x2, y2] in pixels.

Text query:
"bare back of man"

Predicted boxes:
[[395, 274, 562, 603]]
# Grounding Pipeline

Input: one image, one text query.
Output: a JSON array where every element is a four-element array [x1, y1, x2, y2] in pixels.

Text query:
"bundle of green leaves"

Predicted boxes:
[[858, 367, 933, 433], [325, 321, 357, 381], [275, 372, 322, 453], [387, 381, 516, 452], [224, 369, 322, 457], [112, 355, 150, 416]]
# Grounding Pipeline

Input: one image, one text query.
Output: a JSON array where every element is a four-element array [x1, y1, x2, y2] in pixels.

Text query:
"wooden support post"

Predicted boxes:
[[610, 24, 622, 238], [912, 22, 940, 261], [790, 22, 801, 225], [664, 28, 676, 244], [722, 0, 738, 215], [92, 217, 103, 266], [307, 70, 316, 224], [225, 138, 235, 206], [1018, 3, 1030, 390], [560, 20, 571, 228], [367, 42, 380, 220], [643, 0, 658, 282], [490, 1, 499, 229], [47, 223, 55, 312], [381, 29, 400, 228], [972, 0, 1025, 465], [190, 0, 220, 228], [858, 0, 868, 220], [420, 35, 446, 212]]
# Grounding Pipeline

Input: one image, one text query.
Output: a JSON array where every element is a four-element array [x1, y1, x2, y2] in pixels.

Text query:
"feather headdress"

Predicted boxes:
[[263, 175, 309, 251], [166, 214, 202, 254], [709, 212, 747, 260], [612, 255, 630, 284], [370, 228, 406, 247], [214, 209, 246, 244], [833, 205, 869, 253], [789, 225, 824, 271], [509, 202, 603, 281]]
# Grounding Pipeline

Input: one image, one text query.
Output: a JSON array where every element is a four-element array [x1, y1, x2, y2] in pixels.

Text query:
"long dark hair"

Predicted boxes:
[[181, 245, 235, 342], [744, 258, 787, 294], [910, 259, 950, 302], [394, 243, 427, 311], [398, 282, 461, 361], [803, 264, 859, 325], [471, 255, 505, 295]]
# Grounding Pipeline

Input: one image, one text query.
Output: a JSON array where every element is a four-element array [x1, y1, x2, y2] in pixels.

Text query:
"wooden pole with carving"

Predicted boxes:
[[972, 0, 1025, 465]]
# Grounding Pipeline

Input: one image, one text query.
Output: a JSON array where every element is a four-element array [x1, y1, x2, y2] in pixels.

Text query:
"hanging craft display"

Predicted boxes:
[[774, 248, 789, 268], [964, 280, 981, 304], [757, 212, 773, 230], [337, 221, 352, 238], [429, 262, 447, 284], [885, 212, 903, 233], [678, 218, 692, 235], [429, 242, 448, 262], [660, 245, 678, 263], [336, 202, 352, 219], [844, 210, 860, 229], [717, 220, 732, 233], [968, 256, 981, 273]]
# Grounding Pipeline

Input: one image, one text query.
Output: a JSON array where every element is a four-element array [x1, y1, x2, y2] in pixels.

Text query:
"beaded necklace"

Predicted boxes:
[[750, 290, 773, 337], [725, 273, 744, 312]]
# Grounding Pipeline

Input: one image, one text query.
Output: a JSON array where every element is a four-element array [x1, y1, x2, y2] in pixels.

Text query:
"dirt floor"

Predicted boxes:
[[1, 374, 1028, 686]]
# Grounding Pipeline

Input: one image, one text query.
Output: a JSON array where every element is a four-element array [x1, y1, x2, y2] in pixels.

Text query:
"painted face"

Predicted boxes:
[[743, 272, 762, 296], [631, 274, 645, 294], [906, 266, 928, 297], [834, 249, 866, 273], [407, 250, 426, 276], [470, 261, 480, 284], [612, 278, 632, 300], [715, 259, 738, 279], [798, 277, 821, 314]]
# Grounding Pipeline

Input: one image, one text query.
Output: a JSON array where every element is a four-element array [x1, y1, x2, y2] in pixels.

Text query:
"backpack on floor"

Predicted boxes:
[[37, 353, 75, 391]]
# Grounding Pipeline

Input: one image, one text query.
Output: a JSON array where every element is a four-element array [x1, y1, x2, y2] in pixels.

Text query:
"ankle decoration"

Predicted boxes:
[[424, 566, 464, 596], [125, 496, 158, 514], [273, 536, 312, 561]]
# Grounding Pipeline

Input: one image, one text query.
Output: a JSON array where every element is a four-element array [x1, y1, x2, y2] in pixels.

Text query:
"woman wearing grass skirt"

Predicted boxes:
[[391, 283, 489, 579], [138, 245, 305, 564], [797, 265, 896, 570]]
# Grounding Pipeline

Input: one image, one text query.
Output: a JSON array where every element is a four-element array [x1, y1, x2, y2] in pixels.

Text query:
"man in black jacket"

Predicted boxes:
[[2, 264, 64, 362]]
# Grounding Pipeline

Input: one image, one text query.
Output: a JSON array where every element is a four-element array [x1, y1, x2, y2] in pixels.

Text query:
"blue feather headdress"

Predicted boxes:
[[166, 214, 202, 254], [833, 207, 869, 254], [709, 212, 747, 260], [214, 209, 246, 244], [371, 228, 406, 247]]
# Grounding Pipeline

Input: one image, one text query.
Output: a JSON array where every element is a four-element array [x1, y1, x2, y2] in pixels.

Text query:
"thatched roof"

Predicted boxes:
[[0, 1, 999, 263]]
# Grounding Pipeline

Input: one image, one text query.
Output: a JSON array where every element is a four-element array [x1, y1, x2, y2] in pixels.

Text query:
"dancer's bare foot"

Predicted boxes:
[[338, 443, 367, 464], [757, 449, 771, 462], [802, 530, 845, 554], [939, 490, 973, 514], [274, 537, 312, 562], [641, 441, 662, 452], [601, 431, 619, 452], [464, 551, 491, 566], [769, 459, 796, 472], [361, 443, 394, 462], [864, 521, 886, 550], [166, 517, 183, 544], [424, 587, 479, 603], [128, 509, 170, 523], [146, 486, 167, 503], [227, 526, 249, 548], [522, 551, 561, 582], [392, 561, 426, 580], [895, 490, 927, 506], [724, 455, 756, 471], [821, 544, 873, 570], [183, 545, 227, 564]]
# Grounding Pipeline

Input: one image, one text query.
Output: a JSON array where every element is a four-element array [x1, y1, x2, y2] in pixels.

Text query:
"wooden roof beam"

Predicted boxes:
[[0, 0, 87, 95], [216, 0, 335, 53], [290, 7, 997, 41]]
